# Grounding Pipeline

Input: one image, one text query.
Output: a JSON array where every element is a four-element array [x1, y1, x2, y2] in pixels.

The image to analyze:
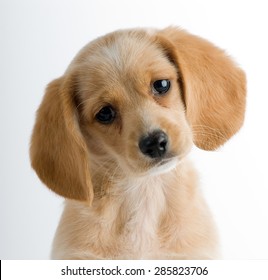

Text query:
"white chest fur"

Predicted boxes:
[[118, 177, 166, 258], [52, 163, 218, 260]]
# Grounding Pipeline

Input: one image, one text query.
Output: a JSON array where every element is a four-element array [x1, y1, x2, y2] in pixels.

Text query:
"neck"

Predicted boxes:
[[89, 161, 191, 258], [56, 158, 202, 259]]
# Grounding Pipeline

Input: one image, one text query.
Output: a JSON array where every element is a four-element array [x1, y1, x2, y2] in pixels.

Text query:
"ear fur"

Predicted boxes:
[[30, 76, 94, 203], [157, 27, 246, 150]]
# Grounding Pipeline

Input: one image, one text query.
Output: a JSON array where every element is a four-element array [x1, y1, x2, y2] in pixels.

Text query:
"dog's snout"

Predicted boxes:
[[139, 130, 168, 159]]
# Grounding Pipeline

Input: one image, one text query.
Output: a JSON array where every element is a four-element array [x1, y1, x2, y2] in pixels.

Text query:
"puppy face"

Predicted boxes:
[[30, 27, 246, 202], [75, 31, 192, 176]]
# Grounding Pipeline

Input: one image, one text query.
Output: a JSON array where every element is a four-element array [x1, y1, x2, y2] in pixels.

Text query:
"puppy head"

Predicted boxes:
[[30, 28, 246, 203], [74, 30, 192, 178]]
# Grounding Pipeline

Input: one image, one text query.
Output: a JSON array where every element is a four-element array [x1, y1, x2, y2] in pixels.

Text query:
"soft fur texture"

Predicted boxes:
[[30, 27, 246, 259]]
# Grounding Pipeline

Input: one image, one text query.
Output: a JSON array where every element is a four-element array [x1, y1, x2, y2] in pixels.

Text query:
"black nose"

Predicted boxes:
[[139, 130, 168, 159]]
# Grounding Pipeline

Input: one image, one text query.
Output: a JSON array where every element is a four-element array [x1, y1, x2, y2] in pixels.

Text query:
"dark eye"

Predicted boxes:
[[152, 79, 171, 95], [96, 106, 116, 124]]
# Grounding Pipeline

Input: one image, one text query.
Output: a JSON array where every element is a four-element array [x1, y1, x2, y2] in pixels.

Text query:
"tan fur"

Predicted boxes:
[[30, 27, 246, 259]]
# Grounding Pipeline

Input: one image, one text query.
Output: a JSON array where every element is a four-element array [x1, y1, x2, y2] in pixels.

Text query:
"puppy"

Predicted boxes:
[[30, 27, 246, 259]]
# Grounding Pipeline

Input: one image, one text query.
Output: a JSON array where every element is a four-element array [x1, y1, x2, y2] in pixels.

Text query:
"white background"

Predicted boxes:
[[1, 0, 268, 259]]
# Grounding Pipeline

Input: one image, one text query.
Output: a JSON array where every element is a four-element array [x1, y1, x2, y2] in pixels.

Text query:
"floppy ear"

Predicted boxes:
[[30, 75, 94, 203], [157, 27, 246, 150]]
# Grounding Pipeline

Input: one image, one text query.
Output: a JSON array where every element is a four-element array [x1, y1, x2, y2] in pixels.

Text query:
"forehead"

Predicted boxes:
[[71, 30, 177, 92]]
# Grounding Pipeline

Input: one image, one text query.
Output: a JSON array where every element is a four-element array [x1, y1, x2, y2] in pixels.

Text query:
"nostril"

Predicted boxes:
[[159, 135, 168, 150], [139, 130, 168, 159]]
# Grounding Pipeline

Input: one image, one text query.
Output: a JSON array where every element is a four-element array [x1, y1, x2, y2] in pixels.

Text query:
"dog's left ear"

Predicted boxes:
[[156, 27, 246, 150]]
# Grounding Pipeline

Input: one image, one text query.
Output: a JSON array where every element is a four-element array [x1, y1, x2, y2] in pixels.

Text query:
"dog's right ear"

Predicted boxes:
[[30, 75, 94, 204], [156, 27, 246, 151]]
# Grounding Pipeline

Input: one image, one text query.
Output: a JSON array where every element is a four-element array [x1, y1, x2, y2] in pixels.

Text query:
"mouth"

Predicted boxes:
[[149, 156, 179, 175]]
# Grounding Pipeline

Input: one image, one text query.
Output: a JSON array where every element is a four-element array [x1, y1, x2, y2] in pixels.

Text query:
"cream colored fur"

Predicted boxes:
[[30, 27, 246, 259]]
